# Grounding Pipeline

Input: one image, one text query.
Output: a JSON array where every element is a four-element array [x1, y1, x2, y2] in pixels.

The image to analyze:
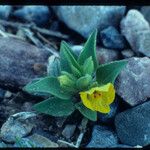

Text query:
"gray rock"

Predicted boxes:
[[53, 6, 126, 38], [0, 88, 5, 100], [0, 141, 7, 148], [86, 125, 118, 148], [97, 47, 120, 64], [121, 10, 150, 56], [55, 117, 67, 128], [62, 124, 76, 139], [141, 6, 150, 24], [115, 101, 150, 146], [0, 37, 50, 90], [98, 98, 118, 123], [0, 112, 37, 143], [14, 134, 58, 148], [115, 57, 150, 106], [121, 49, 135, 58], [13, 6, 51, 26], [71, 45, 83, 56], [100, 26, 126, 49], [0, 5, 12, 20]]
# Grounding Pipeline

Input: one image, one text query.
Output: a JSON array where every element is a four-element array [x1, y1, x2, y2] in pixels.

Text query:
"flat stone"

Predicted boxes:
[[115, 101, 150, 146], [121, 49, 135, 58], [53, 6, 126, 38], [13, 6, 51, 26], [86, 125, 118, 148], [0, 112, 37, 143], [121, 10, 150, 56], [115, 57, 150, 106], [62, 124, 76, 139], [100, 26, 126, 49], [0, 37, 50, 90]]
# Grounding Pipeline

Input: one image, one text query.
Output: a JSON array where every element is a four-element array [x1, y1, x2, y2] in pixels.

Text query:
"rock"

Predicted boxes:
[[53, 6, 126, 38], [121, 49, 135, 58], [0, 37, 50, 90], [4, 91, 12, 98], [115, 57, 150, 106], [0, 5, 12, 20], [0, 112, 37, 143], [97, 47, 120, 64], [121, 10, 150, 56], [14, 134, 58, 148], [13, 6, 51, 26], [71, 45, 83, 56], [0, 141, 7, 148], [86, 125, 118, 148], [98, 98, 118, 123], [141, 6, 150, 24], [62, 124, 76, 139], [21, 102, 33, 112], [100, 26, 126, 49], [55, 117, 67, 128], [0, 88, 5, 101], [115, 101, 150, 146]]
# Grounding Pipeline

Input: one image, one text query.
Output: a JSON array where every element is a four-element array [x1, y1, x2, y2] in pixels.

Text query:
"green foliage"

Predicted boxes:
[[33, 97, 75, 117], [24, 29, 128, 122], [96, 60, 128, 85]]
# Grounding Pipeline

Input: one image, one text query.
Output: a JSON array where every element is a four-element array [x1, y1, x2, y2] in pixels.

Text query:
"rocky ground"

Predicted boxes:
[[0, 5, 150, 148]]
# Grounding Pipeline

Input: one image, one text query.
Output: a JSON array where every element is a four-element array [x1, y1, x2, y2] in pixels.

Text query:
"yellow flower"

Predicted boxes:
[[79, 83, 115, 113]]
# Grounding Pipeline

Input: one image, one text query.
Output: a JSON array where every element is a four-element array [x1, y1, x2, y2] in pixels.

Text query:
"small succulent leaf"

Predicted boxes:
[[96, 60, 128, 85], [61, 71, 77, 81], [83, 56, 94, 75], [47, 55, 61, 77], [24, 77, 71, 99], [33, 97, 75, 117], [60, 41, 81, 73], [76, 74, 92, 90], [75, 102, 97, 121], [78, 30, 98, 71], [71, 64, 82, 78]]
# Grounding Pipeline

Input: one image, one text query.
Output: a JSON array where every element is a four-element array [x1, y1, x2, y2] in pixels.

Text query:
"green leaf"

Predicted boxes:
[[83, 57, 94, 75], [60, 41, 81, 73], [47, 55, 61, 77], [78, 30, 98, 71], [24, 77, 71, 99], [75, 102, 97, 121], [76, 74, 92, 90], [96, 60, 128, 85], [71, 64, 82, 78], [33, 97, 75, 117]]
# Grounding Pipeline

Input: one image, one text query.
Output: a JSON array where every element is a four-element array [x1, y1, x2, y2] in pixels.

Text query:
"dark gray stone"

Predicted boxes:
[[98, 99, 118, 123], [141, 6, 150, 24], [0, 5, 12, 20], [121, 49, 135, 58], [0, 112, 37, 143], [115, 57, 150, 106], [121, 10, 150, 56], [115, 101, 150, 146], [86, 125, 118, 148], [97, 47, 120, 64], [0, 88, 5, 100], [62, 124, 76, 139], [100, 26, 126, 49], [13, 6, 51, 26], [0, 37, 50, 90], [53, 6, 126, 38]]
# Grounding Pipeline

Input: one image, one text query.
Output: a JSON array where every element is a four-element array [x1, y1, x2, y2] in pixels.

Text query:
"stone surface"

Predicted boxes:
[[0, 112, 37, 143], [121, 10, 150, 56], [0, 5, 12, 20], [71, 45, 83, 56], [13, 6, 51, 26], [0, 88, 5, 101], [115, 57, 150, 106], [100, 26, 126, 49], [115, 100, 150, 146], [53, 6, 126, 38], [121, 49, 135, 58], [62, 124, 76, 139], [97, 47, 120, 64], [0, 37, 50, 90], [86, 125, 118, 148], [98, 98, 118, 123], [141, 6, 150, 24], [14, 134, 58, 148]]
